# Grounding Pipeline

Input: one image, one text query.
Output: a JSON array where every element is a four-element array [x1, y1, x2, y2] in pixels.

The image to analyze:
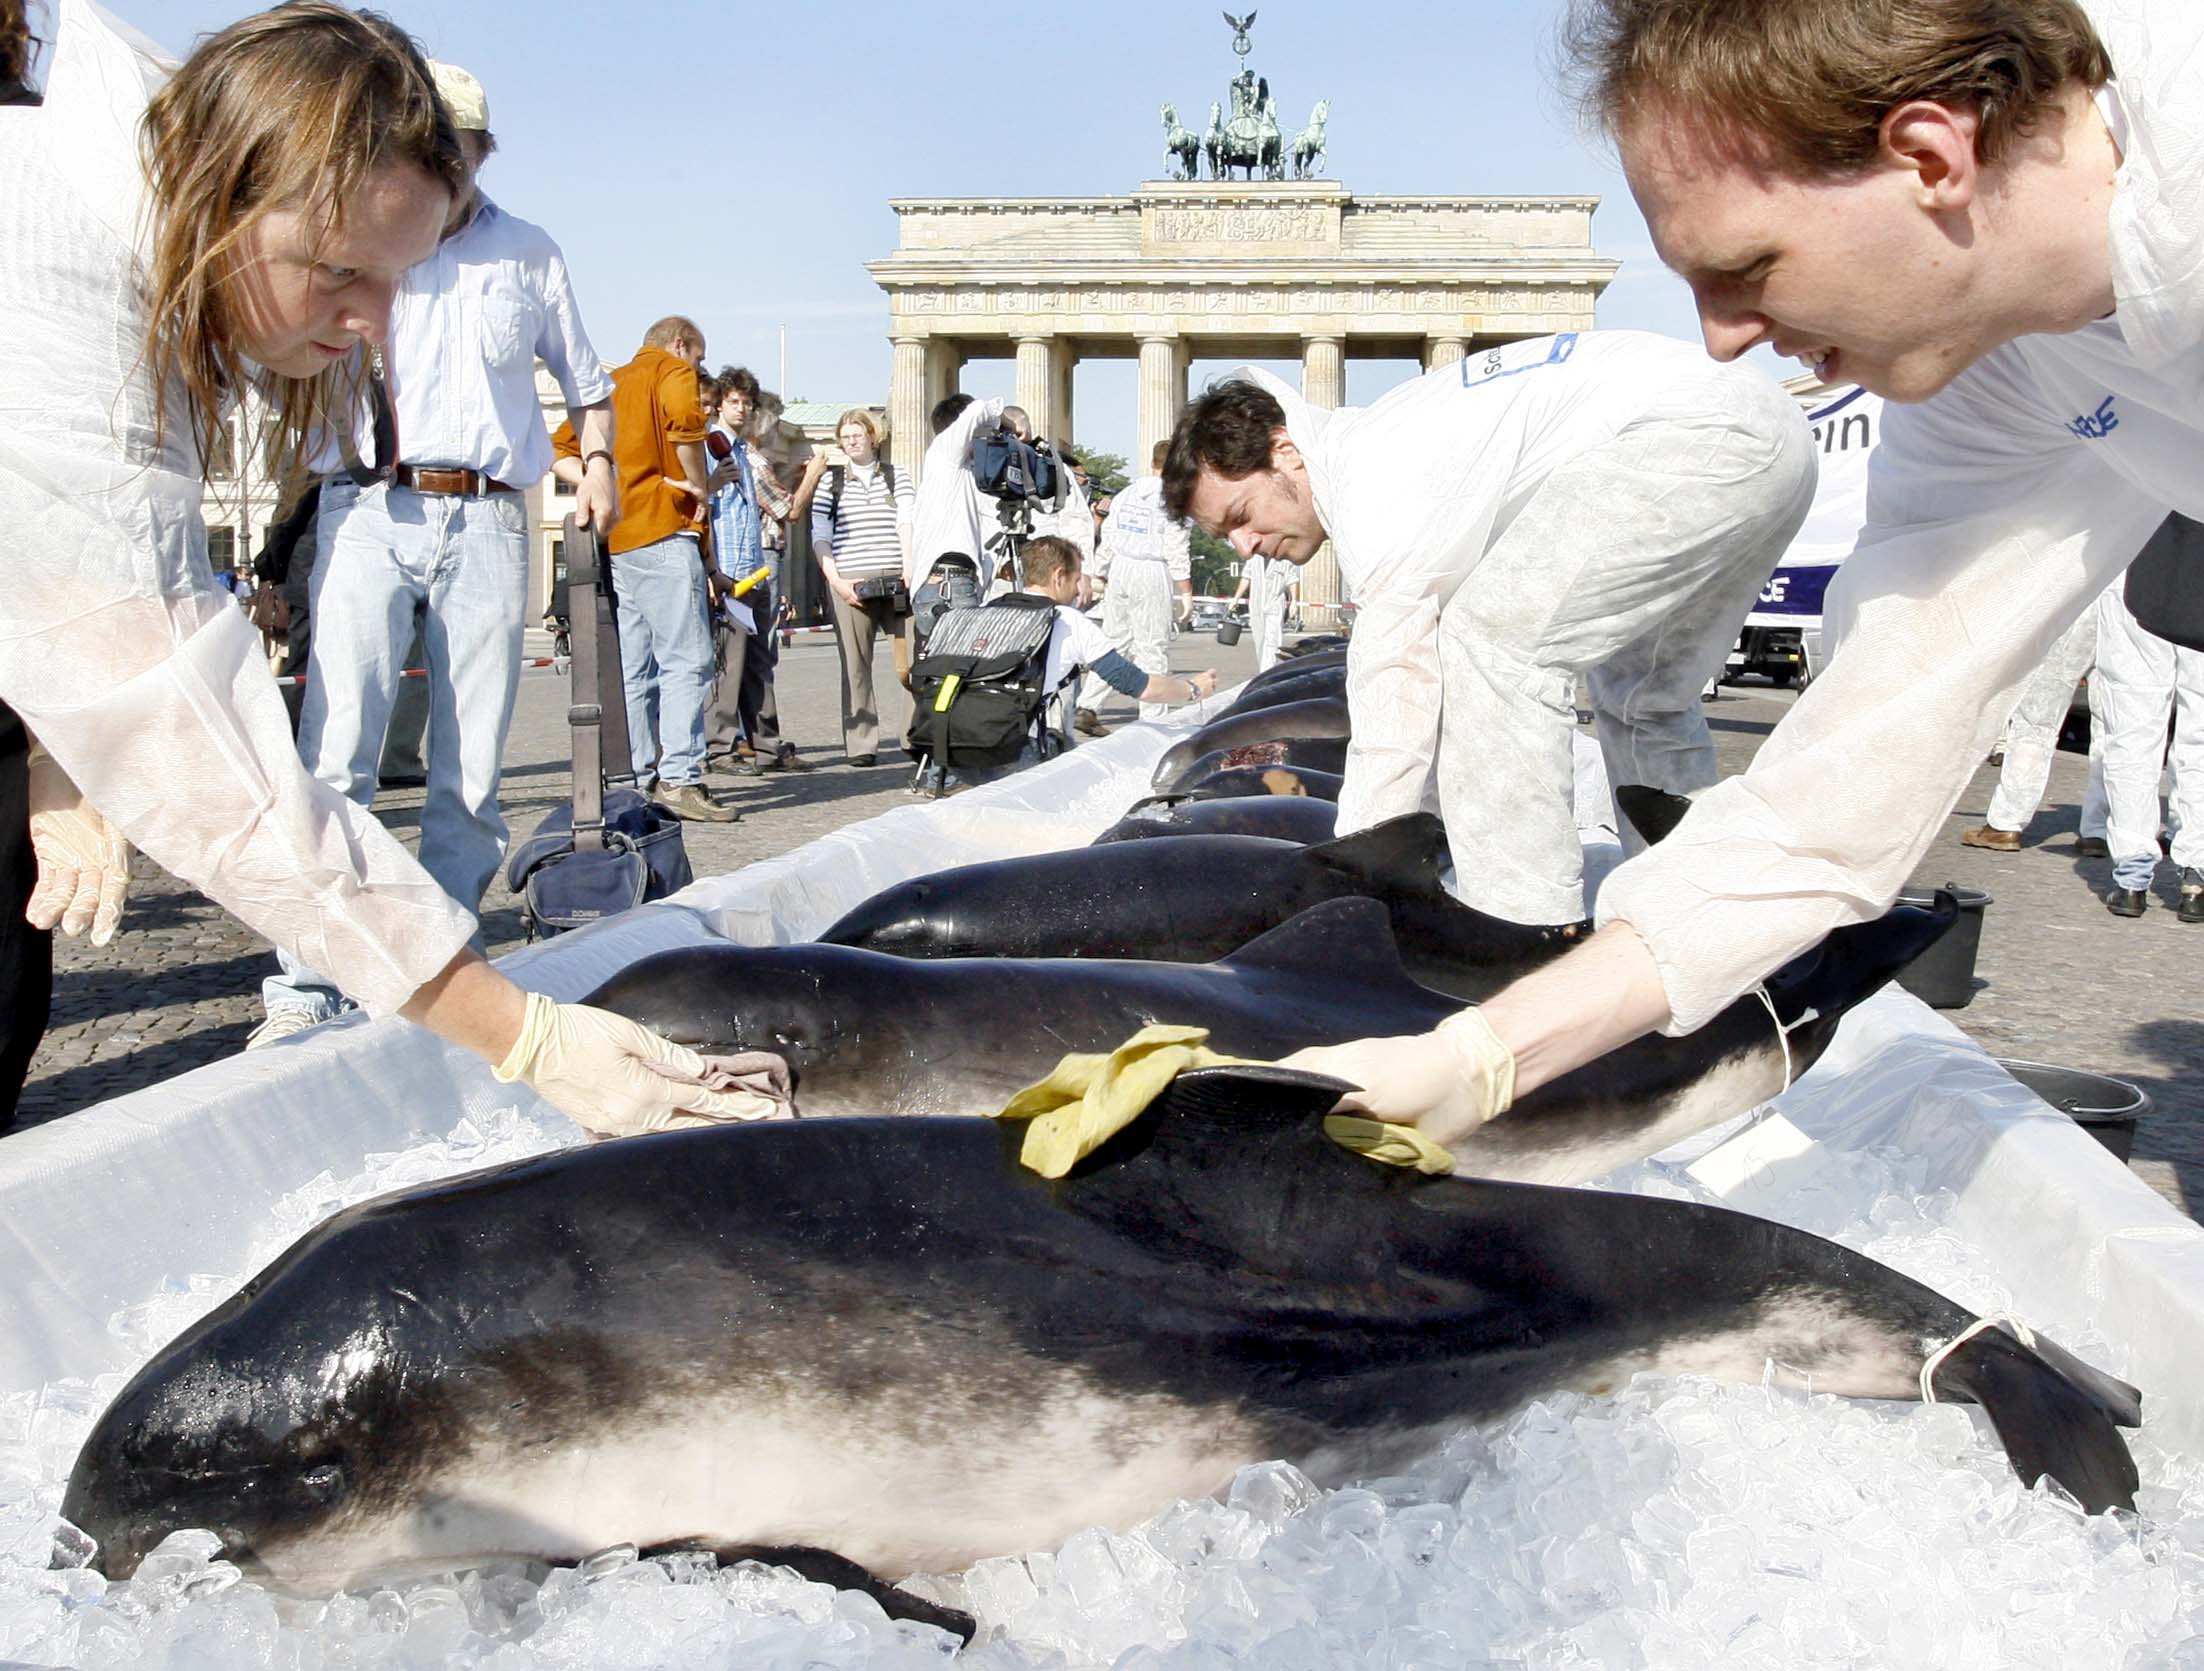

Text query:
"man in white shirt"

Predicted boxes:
[[1285, 0, 2204, 1150], [260, 63, 617, 1039], [1167, 336, 1813, 924], [1099, 442, 1197, 722], [906, 392, 1004, 598], [1021, 537, 1217, 750]]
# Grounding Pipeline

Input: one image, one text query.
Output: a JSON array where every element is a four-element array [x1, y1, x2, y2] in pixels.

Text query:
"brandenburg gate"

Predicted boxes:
[[868, 179, 1617, 613]]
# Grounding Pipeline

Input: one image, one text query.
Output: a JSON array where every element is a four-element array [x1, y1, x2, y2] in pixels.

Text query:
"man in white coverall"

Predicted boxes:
[[2092, 521, 2204, 920], [0, 0, 775, 1139], [1166, 336, 1814, 925], [1232, 555, 1297, 672], [1961, 580, 2109, 852], [1098, 442, 1196, 722], [1287, 0, 2204, 1148]]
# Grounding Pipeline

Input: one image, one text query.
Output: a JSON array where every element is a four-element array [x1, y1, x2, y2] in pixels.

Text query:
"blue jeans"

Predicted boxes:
[[611, 532, 714, 790], [263, 478, 528, 1019]]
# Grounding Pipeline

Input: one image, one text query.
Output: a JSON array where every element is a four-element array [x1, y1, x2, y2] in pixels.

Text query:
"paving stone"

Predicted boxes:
[[10, 643, 2197, 1224]]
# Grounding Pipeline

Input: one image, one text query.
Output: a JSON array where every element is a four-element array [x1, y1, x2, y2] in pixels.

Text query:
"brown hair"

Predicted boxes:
[[1020, 535, 1081, 589], [139, 2, 465, 484], [1561, 0, 2113, 174], [1, 0, 40, 91], [1162, 379, 1286, 521]]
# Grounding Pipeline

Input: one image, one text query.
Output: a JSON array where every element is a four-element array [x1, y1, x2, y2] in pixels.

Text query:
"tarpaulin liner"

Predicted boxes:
[[0, 699, 2195, 1470]]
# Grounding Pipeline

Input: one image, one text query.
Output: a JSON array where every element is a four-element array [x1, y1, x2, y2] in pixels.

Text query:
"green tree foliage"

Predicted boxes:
[[1073, 447, 1132, 496], [1189, 527, 1241, 598]]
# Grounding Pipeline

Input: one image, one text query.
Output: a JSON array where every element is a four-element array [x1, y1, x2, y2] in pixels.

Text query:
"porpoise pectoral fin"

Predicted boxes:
[[1299, 811, 1451, 891], [1613, 784, 1695, 847], [642, 1540, 977, 1643]]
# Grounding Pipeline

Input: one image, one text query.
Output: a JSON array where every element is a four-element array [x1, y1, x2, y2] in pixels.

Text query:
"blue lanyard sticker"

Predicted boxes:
[[1459, 333, 1578, 392]]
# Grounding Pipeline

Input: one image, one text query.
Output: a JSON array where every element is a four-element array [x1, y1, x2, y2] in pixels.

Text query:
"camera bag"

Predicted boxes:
[[505, 516, 694, 940], [906, 592, 1060, 771]]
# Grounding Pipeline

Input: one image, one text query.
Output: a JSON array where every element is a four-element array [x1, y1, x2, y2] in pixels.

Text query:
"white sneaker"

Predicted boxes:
[[246, 1007, 322, 1051]]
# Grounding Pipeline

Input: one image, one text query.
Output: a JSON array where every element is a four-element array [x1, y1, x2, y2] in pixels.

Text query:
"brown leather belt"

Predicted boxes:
[[391, 464, 516, 497]]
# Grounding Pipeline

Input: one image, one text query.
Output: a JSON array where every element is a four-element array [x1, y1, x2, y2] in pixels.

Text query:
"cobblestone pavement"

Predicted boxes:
[[13, 643, 2199, 1222]]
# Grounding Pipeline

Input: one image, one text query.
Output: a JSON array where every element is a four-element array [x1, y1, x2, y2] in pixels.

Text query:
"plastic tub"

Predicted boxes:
[[1893, 883, 1992, 1009], [1992, 1057, 2151, 1163]]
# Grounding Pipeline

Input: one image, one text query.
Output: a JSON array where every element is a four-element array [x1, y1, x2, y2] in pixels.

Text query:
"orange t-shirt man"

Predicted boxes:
[[554, 342, 709, 556]]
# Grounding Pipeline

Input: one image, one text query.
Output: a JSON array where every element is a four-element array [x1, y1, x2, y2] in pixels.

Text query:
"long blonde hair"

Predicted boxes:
[[138, 2, 465, 483]]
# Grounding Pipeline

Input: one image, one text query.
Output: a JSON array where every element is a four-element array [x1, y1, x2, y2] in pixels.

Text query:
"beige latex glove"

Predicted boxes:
[[1282, 1007, 1517, 1149], [493, 991, 795, 1139], [24, 743, 130, 945]]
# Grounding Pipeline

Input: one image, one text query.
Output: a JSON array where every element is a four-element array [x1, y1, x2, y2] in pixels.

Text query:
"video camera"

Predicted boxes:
[[970, 428, 1060, 504]]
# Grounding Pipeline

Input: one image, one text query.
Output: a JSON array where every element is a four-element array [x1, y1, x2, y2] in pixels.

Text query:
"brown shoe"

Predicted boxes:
[[651, 781, 740, 823], [1958, 824, 2020, 852], [2077, 835, 2110, 858], [1074, 707, 1111, 739], [762, 742, 810, 772]]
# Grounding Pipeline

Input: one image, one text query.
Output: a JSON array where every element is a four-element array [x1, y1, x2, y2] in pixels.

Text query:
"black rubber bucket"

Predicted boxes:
[[1992, 1058, 2151, 1163], [1893, 883, 1992, 1008], [1216, 619, 1244, 647]]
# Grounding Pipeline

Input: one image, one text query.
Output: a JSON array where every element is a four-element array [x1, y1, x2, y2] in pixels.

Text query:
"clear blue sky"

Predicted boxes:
[[97, 0, 1729, 459]]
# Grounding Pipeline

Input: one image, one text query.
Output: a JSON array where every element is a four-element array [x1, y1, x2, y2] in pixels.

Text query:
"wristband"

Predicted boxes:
[[583, 449, 615, 471]]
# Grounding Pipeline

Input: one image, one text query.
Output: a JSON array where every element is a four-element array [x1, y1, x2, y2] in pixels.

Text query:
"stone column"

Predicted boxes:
[[1047, 338, 1078, 449], [888, 336, 930, 480], [1422, 335, 1469, 372], [1014, 336, 1053, 440], [1135, 335, 1188, 473], [1299, 337, 1346, 619]]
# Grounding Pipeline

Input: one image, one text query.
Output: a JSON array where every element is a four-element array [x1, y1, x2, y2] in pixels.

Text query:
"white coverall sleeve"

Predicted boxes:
[[1596, 363, 2165, 1032], [1163, 508, 1192, 582], [1334, 590, 1445, 834], [0, 60, 478, 1019]]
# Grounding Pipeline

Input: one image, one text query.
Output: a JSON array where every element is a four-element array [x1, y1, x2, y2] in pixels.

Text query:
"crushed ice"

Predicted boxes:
[[5, 1107, 2203, 1668]]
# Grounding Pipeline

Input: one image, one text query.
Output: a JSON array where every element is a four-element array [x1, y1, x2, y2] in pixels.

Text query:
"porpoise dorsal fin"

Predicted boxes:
[[1300, 811, 1450, 892], [1216, 896, 1426, 990]]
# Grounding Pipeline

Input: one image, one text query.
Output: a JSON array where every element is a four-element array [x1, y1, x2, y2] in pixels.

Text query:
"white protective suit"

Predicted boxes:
[[1598, 0, 2204, 1030], [0, 0, 477, 1018], [2093, 573, 2204, 889], [1245, 555, 1293, 672], [1983, 584, 2107, 833], [1097, 476, 1191, 721], [1253, 336, 1815, 925]]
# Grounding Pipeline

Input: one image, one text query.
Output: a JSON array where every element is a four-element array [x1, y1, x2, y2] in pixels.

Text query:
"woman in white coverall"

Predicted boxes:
[[1286, 0, 2204, 1146], [0, 0, 772, 1137], [1170, 335, 1814, 926]]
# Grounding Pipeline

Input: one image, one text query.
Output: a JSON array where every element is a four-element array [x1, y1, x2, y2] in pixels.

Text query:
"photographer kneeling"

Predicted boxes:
[[813, 409, 915, 768], [1022, 537, 1216, 750]]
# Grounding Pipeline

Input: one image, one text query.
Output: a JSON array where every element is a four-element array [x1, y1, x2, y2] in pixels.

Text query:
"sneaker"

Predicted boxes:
[[763, 743, 810, 772], [2077, 835, 2110, 858], [2181, 867, 2204, 925], [1958, 824, 2021, 852], [2105, 887, 2148, 919], [1074, 708, 1111, 739], [652, 781, 740, 823], [247, 1007, 322, 1051]]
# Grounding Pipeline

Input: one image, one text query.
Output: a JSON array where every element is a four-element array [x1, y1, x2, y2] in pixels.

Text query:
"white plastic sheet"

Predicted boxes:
[[1, 692, 2198, 1475]]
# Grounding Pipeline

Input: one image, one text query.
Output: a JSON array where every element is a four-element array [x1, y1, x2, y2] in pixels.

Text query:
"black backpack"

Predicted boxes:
[[907, 592, 1061, 771]]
